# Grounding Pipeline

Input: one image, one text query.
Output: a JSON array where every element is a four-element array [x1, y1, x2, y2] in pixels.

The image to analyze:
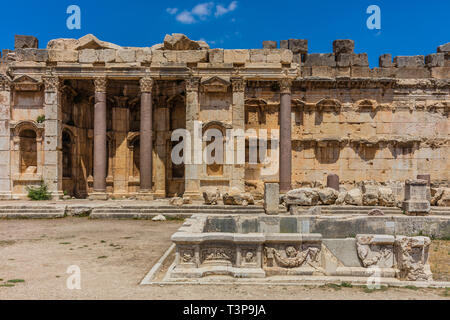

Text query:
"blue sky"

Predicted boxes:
[[0, 0, 448, 67]]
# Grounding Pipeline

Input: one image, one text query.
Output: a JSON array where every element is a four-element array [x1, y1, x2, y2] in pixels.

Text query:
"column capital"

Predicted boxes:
[[94, 76, 108, 93], [186, 77, 200, 92], [42, 76, 61, 93], [140, 77, 154, 93], [279, 78, 293, 94], [231, 77, 245, 93]]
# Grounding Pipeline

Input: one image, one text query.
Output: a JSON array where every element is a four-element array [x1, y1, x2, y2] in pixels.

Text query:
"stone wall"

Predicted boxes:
[[0, 33, 448, 199]]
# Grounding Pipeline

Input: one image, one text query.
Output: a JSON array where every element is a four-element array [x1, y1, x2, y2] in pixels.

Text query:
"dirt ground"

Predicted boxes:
[[0, 217, 449, 300]]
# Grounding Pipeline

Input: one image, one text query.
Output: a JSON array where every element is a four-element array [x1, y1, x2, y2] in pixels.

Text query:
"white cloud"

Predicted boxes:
[[215, 1, 238, 17], [166, 8, 178, 15], [170, 1, 238, 24], [192, 2, 214, 18], [176, 11, 196, 24]]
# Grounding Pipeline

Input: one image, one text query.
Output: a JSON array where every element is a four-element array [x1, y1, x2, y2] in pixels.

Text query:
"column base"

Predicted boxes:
[[51, 191, 64, 201], [153, 190, 166, 199], [0, 192, 12, 200], [183, 191, 203, 201], [137, 190, 154, 201], [88, 192, 109, 200]]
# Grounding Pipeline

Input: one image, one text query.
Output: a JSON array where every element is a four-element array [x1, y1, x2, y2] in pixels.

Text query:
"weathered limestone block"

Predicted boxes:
[[135, 48, 152, 63], [203, 189, 221, 205], [425, 53, 445, 67], [394, 55, 425, 68], [209, 49, 224, 63], [335, 191, 347, 205], [285, 188, 319, 206], [98, 49, 116, 63], [333, 39, 354, 55], [264, 183, 279, 215], [280, 49, 293, 64], [378, 187, 396, 207], [362, 187, 379, 206], [351, 53, 369, 66], [152, 214, 167, 221], [223, 50, 249, 64], [47, 50, 78, 62], [223, 188, 254, 205], [402, 179, 430, 215], [344, 188, 363, 206], [336, 53, 352, 67], [116, 49, 136, 63], [356, 235, 394, 268], [163, 33, 203, 50], [152, 50, 167, 64], [395, 236, 432, 281], [169, 197, 184, 207], [368, 209, 384, 216], [75, 34, 121, 50], [176, 50, 208, 63], [15, 49, 48, 62], [317, 187, 338, 205], [280, 39, 308, 53], [47, 38, 79, 50], [437, 42, 450, 52], [436, 188, 450, 207], [430, 187, 445, 205], [250, 49, 267, 63], [79, 49, 98, 63], [15, 35, 38, 49], [304, 53, 336, 67], [379, 54, 393, 67], [263, 41, 277, 49]]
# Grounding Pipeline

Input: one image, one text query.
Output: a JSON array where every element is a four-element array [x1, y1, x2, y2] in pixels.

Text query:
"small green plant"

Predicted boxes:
[[340, 282, 353, 288], [36, 115, 45, 123], [363, 285, 388, 293], [404, 285, 419, 290], [26, 181, 51, 201], [324, 283, 342, 291], [97, 256, 107, 259], [0, 284, 14, 287], [7, 279, 25, 283], [63, 190, 68, 196]]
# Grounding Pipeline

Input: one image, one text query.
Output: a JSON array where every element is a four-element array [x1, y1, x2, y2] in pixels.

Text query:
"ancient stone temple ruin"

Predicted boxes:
[[0, 34, 448, 201]]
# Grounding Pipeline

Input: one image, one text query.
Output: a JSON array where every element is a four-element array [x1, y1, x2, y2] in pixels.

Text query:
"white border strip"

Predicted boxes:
[[140, 243, 176, 285]]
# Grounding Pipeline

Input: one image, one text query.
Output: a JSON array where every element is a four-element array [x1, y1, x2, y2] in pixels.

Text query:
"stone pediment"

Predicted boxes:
[[12, 75, 41, 91], [201, 76, 230, 92], [74, 34, 122, 50]]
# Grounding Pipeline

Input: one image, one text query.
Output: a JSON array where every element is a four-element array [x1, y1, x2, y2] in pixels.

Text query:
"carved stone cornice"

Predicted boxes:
[[42, 76, 61, 92], [279, 78, 292, 94], [140, 77, 154, 93], [231, 77, 245, 93], [94, 76, 108, 93], [186, 77, 200, 93]]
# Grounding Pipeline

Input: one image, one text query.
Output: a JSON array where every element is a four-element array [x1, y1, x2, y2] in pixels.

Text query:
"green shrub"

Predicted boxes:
[[36, 115, 45, 123], [26, 181, 51, 201]]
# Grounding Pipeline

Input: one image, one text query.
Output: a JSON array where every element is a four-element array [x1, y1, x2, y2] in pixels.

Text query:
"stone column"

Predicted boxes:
[[42, 75, 63, 200], [154, 107, 169, 198], [139, 77, 154, 199], [231, 77, 245, 192], [0, 78, 11, 199], [183, 77, 203, 200], [91, 76, 108, 199], [279, 78, 292, 193]]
